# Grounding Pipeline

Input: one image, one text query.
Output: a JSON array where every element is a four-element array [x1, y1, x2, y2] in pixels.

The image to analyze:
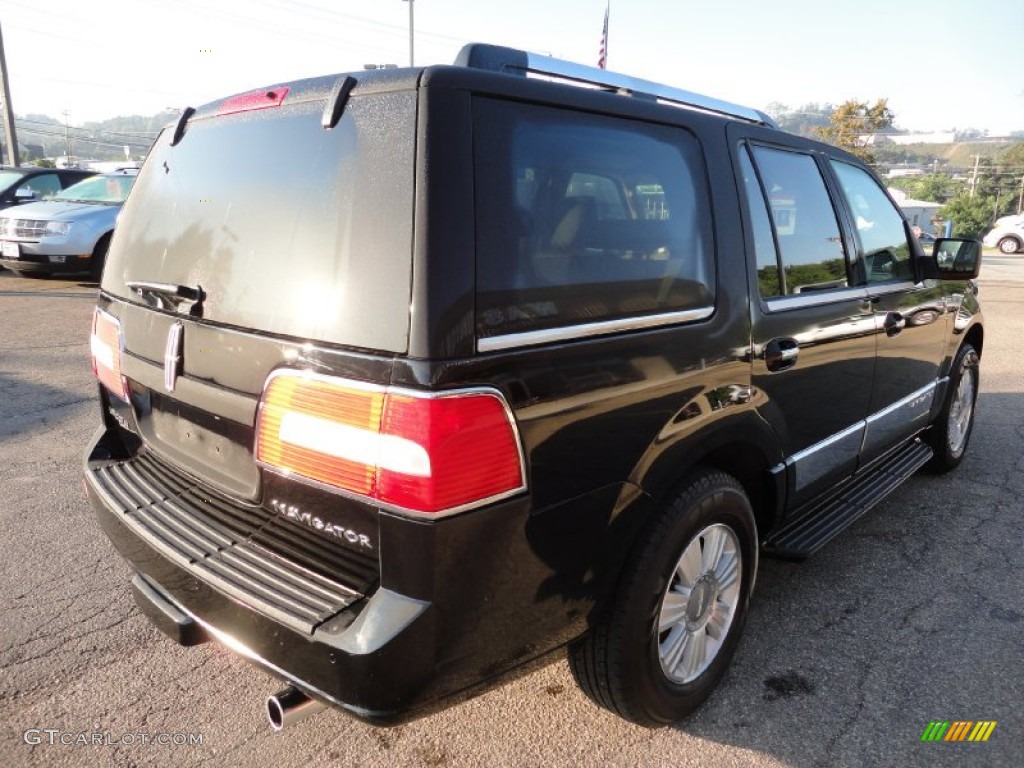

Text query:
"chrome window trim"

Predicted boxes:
[[477, 306, 715, 353], [865, 280, 918, 297], [762, 287, 867, 312]]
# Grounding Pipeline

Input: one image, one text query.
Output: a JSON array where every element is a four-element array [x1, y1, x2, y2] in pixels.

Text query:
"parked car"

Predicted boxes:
[[0, 165, 94, 210], [982, 213, 1024, 253], [0, 170, 137, 279], [83, 44, 984, 730]]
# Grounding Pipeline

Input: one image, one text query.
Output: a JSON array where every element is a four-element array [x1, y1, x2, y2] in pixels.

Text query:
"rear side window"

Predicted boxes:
[[475, 98, 714, 342], [103, 93, 415, 353], [743, 145, 848, 298]]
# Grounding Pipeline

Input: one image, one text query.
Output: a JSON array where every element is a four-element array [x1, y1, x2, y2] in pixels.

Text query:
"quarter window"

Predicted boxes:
[[475, 99, 714, 341], [745, 145, 848, 297], [830, 160, 913, 284]]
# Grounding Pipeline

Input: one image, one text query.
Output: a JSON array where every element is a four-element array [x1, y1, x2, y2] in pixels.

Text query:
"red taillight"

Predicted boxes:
[[90, 308, 128, 401], [255, 371, 526, 516], [216, 86, 290, 117]]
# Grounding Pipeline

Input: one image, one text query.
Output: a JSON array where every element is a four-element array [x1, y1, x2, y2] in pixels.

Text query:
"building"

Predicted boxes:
[[888, 187, 942, 232]]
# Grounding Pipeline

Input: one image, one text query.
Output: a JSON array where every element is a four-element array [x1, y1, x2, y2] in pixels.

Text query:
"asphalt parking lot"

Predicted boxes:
[[1, 260, 1022, 768]]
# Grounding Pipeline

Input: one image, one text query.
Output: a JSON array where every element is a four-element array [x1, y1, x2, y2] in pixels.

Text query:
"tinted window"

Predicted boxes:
[[738, 146, 782, 297], [475, 98, 714, 340], [749, 146, 848, 297], [18, 173, 61, 199], [103, 93, 415, 352], [830, 160, 913, 283]]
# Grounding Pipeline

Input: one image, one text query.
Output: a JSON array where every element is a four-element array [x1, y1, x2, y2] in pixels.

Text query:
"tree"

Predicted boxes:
[[940, 194, 999, 238], [888, 173, 956, 203], [816, 99, 895, 162]]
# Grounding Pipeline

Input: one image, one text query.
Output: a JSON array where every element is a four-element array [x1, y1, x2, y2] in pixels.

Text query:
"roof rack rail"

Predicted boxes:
[[454, 43, 778, 129]]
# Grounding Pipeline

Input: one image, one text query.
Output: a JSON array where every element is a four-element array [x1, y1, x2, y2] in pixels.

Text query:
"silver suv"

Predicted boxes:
[[0, 169, 137, 279]]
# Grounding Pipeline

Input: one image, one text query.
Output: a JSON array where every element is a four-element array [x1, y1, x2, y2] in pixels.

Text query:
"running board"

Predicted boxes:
[[763, 441, 933, 560]]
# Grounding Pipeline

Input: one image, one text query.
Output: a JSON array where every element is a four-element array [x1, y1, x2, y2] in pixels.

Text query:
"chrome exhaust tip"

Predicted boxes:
[[266, 686, 326, 731]]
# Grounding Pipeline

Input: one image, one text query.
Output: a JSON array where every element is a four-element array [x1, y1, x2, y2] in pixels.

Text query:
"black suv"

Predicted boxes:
[[83, 45, 983, 729]]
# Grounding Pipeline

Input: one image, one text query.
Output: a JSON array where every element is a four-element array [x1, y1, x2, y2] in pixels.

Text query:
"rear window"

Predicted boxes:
[[474, 98, 714, 343], [103, 92, 416, 352]]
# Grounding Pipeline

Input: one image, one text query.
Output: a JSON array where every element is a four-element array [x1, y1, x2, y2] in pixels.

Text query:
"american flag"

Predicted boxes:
[[598, 3, 609, 69]]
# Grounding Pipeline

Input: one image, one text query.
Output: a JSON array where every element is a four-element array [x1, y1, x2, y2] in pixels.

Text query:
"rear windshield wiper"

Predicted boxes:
[[126, 280, 205, 317]]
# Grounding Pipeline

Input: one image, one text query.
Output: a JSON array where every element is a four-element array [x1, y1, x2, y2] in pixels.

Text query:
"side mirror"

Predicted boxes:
[[935, 238, 982, 280], [14, 188, 36, 201]]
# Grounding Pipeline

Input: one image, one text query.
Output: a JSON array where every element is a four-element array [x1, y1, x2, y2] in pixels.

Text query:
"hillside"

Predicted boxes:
[[9, 111, 177, 162]]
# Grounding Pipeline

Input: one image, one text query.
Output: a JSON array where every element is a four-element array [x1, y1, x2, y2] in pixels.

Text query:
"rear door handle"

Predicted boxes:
[[764, 338, 799, 372]]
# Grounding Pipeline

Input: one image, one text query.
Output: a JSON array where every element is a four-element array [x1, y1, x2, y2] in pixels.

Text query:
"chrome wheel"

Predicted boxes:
[[947, 366, 976, 456], [998, 237, 1021, 254], [657, 523, 742, 684]]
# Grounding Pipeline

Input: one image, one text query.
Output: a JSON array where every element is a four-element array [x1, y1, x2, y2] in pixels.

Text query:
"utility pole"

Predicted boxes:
[[61, 109, 72, 165], [969, 154, 981, 199], [1018, 174, 1024, 214], [402, 0, 414, 66], [0, 22, 20, 166]]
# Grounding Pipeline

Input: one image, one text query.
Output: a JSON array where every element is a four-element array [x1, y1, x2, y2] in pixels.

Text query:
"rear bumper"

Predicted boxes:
[[84, 423, 623, 723]]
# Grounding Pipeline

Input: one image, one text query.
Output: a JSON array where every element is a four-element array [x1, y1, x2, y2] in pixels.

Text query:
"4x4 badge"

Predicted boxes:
[[164, 321, 184, 392]]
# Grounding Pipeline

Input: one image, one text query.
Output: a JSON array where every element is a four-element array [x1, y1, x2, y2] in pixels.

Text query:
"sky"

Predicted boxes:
[[2, 0, 1023, 136]]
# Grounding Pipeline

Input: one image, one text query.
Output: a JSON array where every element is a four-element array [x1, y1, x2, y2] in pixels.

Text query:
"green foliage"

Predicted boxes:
[[816, 100, 895, 162], [887, 174, 957, 203], [31, 158, 56, 168], [940, 194, 1005, 238], [999, 142, 1024, 166], [758, 259, 847, 297]]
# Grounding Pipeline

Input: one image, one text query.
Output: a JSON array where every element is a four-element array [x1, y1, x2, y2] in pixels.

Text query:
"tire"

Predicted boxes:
[[568, 469, 757, 726], [90, 234, 111, 282], [997, 237, 1021, 254], [924, 342, 979, 473]]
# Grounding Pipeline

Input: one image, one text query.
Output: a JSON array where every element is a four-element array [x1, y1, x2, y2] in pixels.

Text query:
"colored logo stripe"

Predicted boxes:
[[920, 720, 996, 742], [944, 721, 973, 741], [969, 721, 998, 742]]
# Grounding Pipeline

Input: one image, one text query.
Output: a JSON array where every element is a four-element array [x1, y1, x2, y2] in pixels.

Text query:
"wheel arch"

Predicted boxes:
[[92, 230, 113, 256], [632, 414, 785, 544], [963, 323, 983, 358]]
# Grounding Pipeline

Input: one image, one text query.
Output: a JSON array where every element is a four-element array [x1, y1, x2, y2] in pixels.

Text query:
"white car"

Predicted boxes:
[[983, 213, 1024, 254]]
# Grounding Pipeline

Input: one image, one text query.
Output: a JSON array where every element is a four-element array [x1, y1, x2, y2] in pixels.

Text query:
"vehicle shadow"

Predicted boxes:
[[0, 371, 95, 445], [671, 390, 1024, 767]]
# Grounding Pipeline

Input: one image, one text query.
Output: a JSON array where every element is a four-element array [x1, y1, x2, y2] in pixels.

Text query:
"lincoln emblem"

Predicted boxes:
[[164, 321, 184, 392]]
